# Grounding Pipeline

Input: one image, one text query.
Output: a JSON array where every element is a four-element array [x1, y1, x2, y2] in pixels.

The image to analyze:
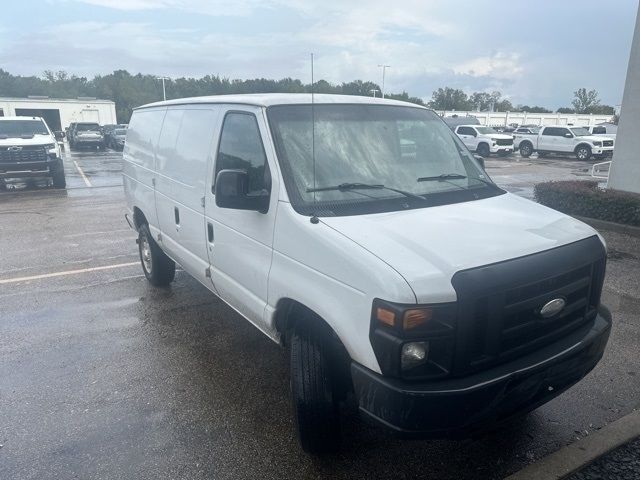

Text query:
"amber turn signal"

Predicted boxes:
[[403, 308, 433, 330], [376, 307, 396, 327]]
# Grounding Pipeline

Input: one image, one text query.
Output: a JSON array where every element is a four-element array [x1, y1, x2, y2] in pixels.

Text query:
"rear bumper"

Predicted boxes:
[[351, 306, 611, 438], [74, 138, 103, 146]]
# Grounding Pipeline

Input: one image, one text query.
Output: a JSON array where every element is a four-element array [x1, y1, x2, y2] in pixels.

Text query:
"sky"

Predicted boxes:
[[1, 0, 638, 109]]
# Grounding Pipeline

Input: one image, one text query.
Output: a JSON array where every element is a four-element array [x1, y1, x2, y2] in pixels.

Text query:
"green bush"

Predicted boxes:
[[534, 180, 640, 227]]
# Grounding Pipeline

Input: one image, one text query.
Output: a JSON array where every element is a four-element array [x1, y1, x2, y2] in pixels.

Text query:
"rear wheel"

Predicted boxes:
[[519, 142, 533, 158], [51, 158, 66, 189], [290, 322, 341, 454], [138, 223, 176, 286], [476, 143, 490, 158], [576, 145, 592, 161]]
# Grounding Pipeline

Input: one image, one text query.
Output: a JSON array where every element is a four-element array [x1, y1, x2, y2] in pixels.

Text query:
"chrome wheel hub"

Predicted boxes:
[[140, 235, 152, 274]]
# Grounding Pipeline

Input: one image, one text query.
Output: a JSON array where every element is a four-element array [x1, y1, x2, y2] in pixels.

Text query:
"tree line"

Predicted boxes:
[[0, 69, 422, 123], [428, 86, 615, 115], [0, 69, 615, 122]]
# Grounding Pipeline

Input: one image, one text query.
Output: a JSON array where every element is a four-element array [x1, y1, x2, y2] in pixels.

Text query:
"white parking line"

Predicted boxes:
[[0, 262, 138, 285], [73, 160, 92, 187]]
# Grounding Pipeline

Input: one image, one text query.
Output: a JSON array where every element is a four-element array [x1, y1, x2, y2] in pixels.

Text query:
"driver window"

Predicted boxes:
[[216, 112, 271, 195]]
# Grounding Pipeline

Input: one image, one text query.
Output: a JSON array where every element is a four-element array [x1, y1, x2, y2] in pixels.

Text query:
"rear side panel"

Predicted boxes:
[[122, 107, 166, 232]]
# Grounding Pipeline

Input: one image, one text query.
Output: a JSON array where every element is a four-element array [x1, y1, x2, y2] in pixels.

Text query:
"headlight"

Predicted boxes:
[[371, 299, 456, 379], [593, 141, 602, 147], [44, 143, 57, 155]]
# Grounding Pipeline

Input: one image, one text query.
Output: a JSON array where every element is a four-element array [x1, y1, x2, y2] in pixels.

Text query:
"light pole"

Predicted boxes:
[[370, 89, 380, 98], [378, 64, 390, 98], [157, 76, 170, 101]]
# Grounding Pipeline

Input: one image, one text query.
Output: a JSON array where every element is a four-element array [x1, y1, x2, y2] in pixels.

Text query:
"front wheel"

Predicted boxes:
[[51, 158, 66, 188], [576, 145, 592, 161], [476, 143, 490, 158], [519, 142, 533, 158], [138, 223, 176, 286], [290, 323, 341, 454]]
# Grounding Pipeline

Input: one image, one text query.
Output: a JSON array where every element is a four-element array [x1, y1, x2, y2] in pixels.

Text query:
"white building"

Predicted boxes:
[[436, 110, 614, 128], [609, 3, 640, 195], [0, 96, 117, 131]]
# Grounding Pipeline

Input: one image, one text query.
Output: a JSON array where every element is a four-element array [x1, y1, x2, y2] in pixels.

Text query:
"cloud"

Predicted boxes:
[[453, 52, 524, 80]]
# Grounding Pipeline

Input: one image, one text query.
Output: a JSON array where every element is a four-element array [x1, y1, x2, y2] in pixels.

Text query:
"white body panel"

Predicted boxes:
[[518, 126, 615, 156], [454, 125, 514, 154], [123, 94, 602, 374]]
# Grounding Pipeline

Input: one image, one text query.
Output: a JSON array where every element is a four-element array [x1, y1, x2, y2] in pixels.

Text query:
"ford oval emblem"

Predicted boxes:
[[540, 298, 566, 318]]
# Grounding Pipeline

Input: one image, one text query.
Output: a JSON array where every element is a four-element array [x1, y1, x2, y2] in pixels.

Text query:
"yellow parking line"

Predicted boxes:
[[0, 262, 138, 285]]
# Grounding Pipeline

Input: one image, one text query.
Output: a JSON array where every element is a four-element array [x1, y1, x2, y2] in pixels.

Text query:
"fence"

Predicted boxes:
[[435, 110, 614, 127]]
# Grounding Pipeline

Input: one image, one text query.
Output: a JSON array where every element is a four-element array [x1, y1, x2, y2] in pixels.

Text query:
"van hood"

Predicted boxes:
[[0, 134, 54, 146], [320, 193, 598, 303]]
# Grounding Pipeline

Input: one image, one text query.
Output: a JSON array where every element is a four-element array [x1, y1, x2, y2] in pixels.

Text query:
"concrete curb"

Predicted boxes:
[[505, 409, 640, 480], [575, 215, 640, 238]]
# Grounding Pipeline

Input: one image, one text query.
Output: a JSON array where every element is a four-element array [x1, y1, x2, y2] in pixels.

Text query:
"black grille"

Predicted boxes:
[[0, 145, 48, 164], [496, 138, 513, 146], [451, 236, 606, 376], [603, 140, 613, 147]]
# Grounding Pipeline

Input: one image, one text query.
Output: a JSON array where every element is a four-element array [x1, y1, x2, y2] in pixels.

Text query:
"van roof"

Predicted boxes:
[[136, 93, 429, 110], [0, 116, 44, 121]]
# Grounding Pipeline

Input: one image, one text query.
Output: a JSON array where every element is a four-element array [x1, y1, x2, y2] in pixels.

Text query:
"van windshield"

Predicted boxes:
[[268, 104, 503, 216], [0, 120, 49, 138]]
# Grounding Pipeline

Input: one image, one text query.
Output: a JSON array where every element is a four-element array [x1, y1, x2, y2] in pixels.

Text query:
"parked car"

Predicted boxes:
[[513, 126, 540, 151], [517, 126, 614, 160], [104, 124, 128, 149], [69, 122, 104, 150], [124, 94, 611, 454], [110, 126, 128, 150], [0, 116, 66, 188], [454, 124, 514, 157], [442, 114, 480, 130], [584, 123, 617, 140]]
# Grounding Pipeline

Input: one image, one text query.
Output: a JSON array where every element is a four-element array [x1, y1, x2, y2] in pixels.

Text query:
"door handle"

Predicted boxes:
[[207, 222, 214, 243], [174, 207, 180, 231]]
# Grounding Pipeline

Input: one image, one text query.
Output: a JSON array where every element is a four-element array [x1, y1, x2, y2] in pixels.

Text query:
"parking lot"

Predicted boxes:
[[1, 148, 639, 479]]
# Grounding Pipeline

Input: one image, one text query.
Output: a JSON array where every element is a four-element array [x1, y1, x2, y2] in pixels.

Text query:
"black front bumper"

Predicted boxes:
[[351, 307, 611, 437], [0, 157, 59, 178]]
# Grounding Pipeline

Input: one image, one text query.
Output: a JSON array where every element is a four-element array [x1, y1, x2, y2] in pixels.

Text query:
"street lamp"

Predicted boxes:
[[157, 76, 170, 101], [378, 64, 390, 98]]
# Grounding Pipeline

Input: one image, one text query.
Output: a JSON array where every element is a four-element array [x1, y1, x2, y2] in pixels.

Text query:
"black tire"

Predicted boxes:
[[290, 322, 341, 454], [575, 145, 592, 161], [51, 158, 66, 189], [519, 142, 533, 158], [476, 143, 490, 158], [138, 223, 176, 286]]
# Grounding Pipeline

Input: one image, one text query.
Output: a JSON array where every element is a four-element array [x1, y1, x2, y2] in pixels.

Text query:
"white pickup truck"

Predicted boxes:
[[454, 125, 514, 157], [516, 126, 614, 160]]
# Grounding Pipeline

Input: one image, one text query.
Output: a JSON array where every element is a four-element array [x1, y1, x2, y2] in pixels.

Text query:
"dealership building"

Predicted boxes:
[[0, 96, 117, 131]]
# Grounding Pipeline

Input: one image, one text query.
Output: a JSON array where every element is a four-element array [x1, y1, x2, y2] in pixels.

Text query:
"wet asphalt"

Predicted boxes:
[[0, 149, 638, 479]]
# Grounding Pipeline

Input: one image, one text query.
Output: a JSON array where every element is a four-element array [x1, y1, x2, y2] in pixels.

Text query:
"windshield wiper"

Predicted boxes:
[[417, 173, 467, 182], [417, 173, 502, 191], [307, 182, 428, 202]]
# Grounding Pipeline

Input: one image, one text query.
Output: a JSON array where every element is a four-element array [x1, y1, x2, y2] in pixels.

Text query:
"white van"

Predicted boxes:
[[123, 94, 611, 454]]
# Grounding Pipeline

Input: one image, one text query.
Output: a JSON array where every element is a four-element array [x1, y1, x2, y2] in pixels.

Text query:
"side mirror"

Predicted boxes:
[[54, 130, 65, 140], [473, 154, 486, 169], [215, 169, 269, 213], [564, 133, 573, 138]]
